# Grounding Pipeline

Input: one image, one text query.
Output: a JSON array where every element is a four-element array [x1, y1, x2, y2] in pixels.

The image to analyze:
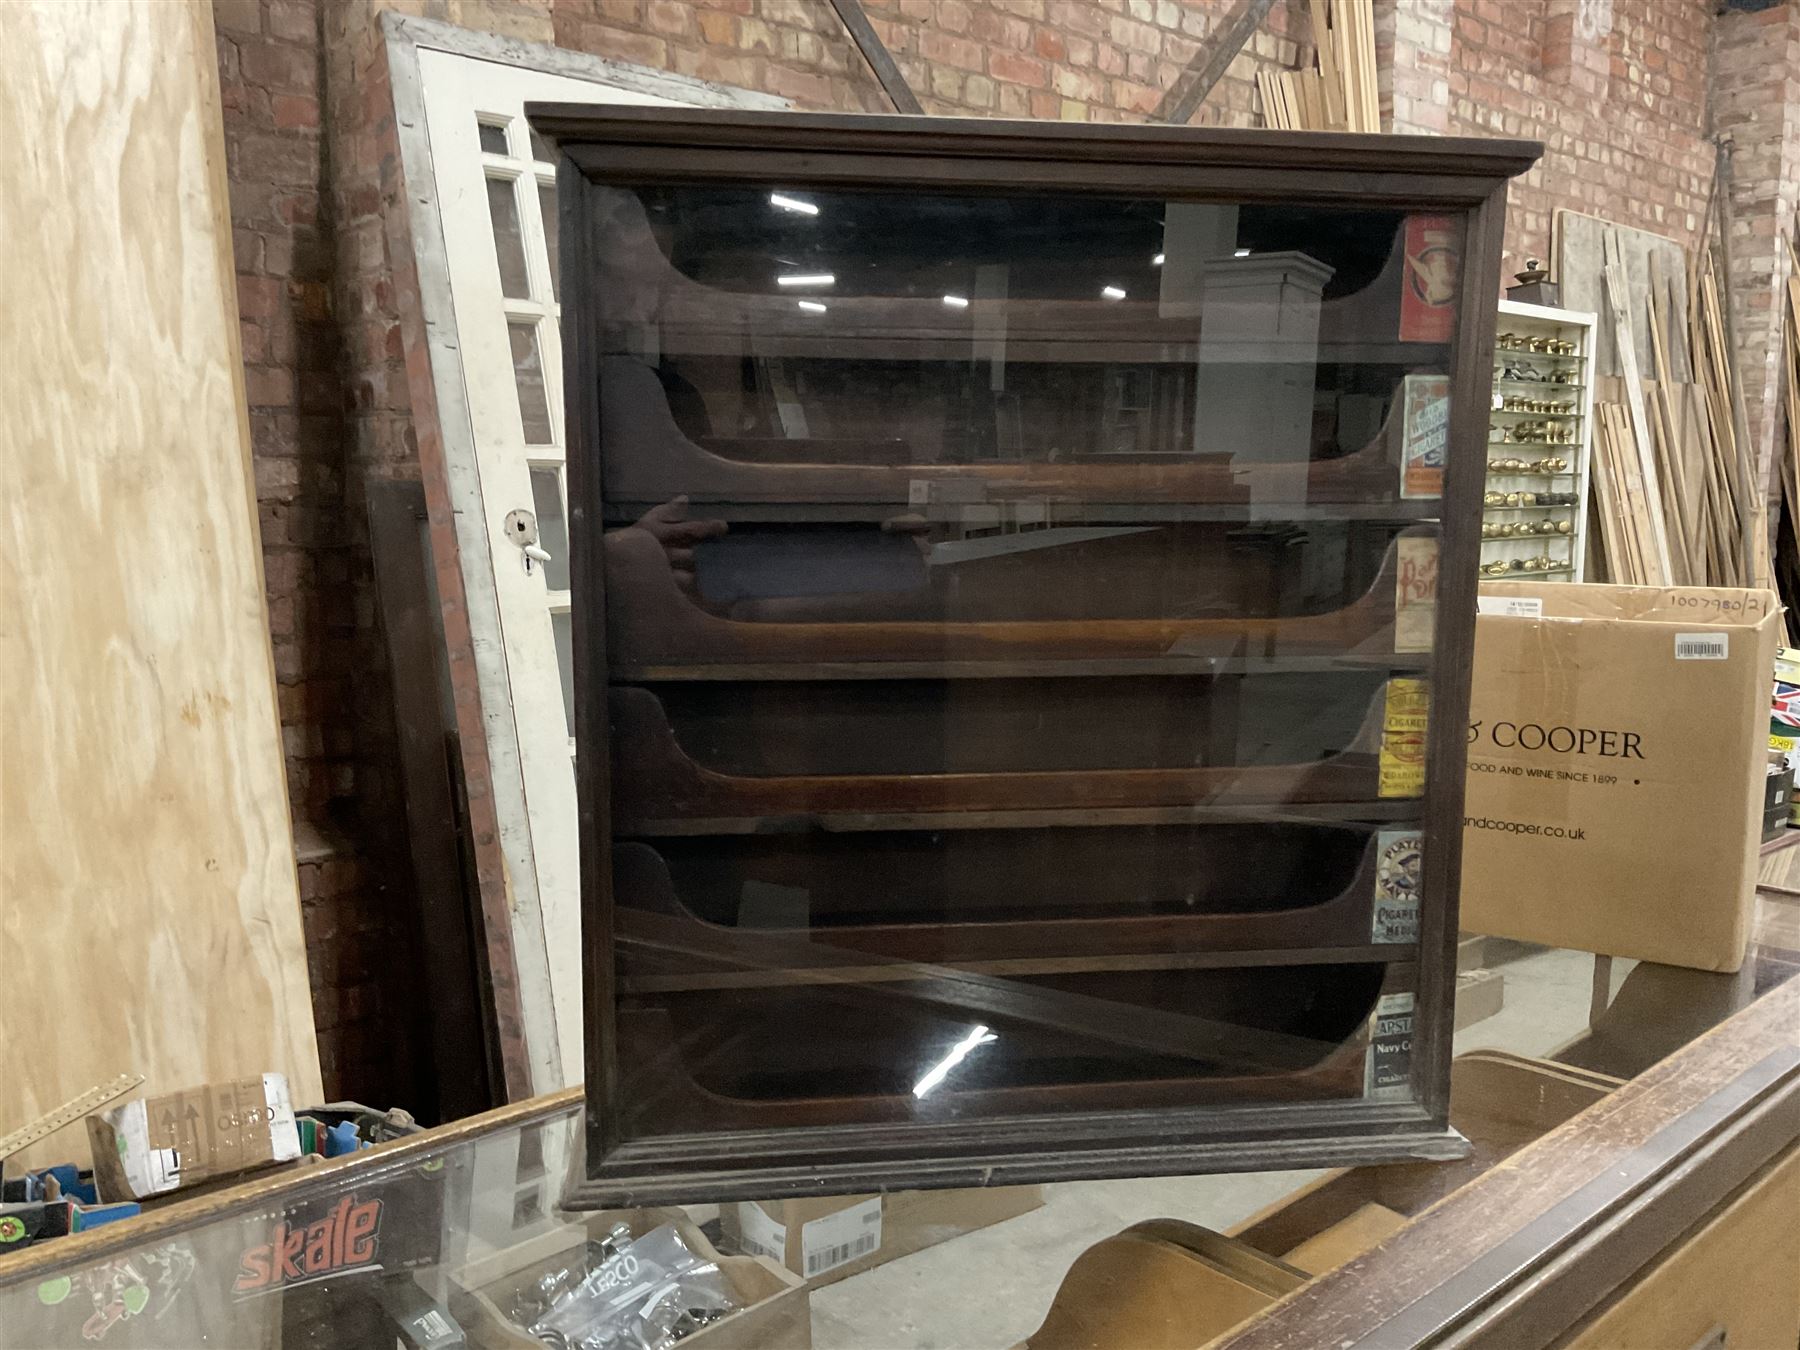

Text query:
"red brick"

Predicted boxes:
[[272, 93, 319, 129], [990, 49, 1049, 88], [585, 26, 668, 66], [1034, 25, 1066, 60], [645, 0, 696, 37], [697, 9, 736, 43], [239, 38, 316, 95], [920, 28, 986, 72], [934, 0, 973, 34], [268, 1, 314, 43], [765, 64, 837, 105]]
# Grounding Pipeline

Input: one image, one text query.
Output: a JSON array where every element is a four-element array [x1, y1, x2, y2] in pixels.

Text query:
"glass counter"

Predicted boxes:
[[3, 890, 1794, 1350]]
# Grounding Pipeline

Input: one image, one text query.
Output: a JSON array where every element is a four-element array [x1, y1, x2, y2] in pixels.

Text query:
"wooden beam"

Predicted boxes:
[[1154, 0, 1281, 125], [827, 0, 923, 115]]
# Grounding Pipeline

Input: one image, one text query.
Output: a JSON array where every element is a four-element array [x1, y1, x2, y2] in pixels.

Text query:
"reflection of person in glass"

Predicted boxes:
[[623, 496, 724, 596]]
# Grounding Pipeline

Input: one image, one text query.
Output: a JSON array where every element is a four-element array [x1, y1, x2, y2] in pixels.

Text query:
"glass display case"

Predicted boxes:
[[535, 108, 1540, 1204], [2, 910, 1793, 1350]]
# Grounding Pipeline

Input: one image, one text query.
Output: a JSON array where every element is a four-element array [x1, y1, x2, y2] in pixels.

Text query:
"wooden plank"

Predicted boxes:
[[1155, 0, 1283, 125], [1310, 0, 1346, 130], [1553, 211, 1685, 377], [0, 0, 321, 1166], [1559, 1148, 1800, 1350], [367, 480, 504, 1122], [1603, 231, 1674, 581]]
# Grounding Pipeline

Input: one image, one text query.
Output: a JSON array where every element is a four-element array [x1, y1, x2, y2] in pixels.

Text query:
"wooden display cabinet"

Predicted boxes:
[[536, 107, 1539, 1205]]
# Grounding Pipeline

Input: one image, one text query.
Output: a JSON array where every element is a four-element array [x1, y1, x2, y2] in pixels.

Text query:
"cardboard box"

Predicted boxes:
[[451, 1209, 809, 1350], [87, 1074, 302, 1201], [721, 1185, 1043, 1287], [1462, 583, 1780, 972]]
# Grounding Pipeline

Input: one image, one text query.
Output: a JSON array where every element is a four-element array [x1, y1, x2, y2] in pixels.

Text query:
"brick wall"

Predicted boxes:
[[216, 0, 431, 1107], [552, 0, 1307, 123], [1712, 1, 1800, 478], [1448, 0, 1715, 284], [216, 0, 1797, 1113]]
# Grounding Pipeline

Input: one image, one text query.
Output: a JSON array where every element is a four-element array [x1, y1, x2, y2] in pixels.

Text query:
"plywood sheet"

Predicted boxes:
[[0, 0, 321, 1163], [1553, 210, 1686, 378]]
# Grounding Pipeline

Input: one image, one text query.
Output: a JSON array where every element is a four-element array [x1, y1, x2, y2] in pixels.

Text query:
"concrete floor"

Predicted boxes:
[[805, 944, 1602, 1349]]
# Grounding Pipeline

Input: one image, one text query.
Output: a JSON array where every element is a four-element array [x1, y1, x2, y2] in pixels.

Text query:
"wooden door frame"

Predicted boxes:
[[382, 12, 786, 1099]]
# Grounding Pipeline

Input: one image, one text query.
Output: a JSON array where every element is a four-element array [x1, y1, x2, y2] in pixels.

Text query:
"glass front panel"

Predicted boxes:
[[588, 181, 1464, 1150]]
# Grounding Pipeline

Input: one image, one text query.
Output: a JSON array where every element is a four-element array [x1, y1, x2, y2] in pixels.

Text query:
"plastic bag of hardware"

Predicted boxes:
[[526, 1222, 739, 1350]]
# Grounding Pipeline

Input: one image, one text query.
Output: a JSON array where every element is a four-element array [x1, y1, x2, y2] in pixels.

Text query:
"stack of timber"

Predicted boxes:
[[1555, 209, 1767, 590], [1257, 0, 1379, 133]]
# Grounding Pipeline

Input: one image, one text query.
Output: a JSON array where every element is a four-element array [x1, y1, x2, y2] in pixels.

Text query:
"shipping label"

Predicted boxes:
[[801, 1197, 882, 1279]]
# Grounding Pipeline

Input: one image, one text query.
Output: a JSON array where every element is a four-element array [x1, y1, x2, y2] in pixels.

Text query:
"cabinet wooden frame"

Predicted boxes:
[[542, 105, 1539, 1207]]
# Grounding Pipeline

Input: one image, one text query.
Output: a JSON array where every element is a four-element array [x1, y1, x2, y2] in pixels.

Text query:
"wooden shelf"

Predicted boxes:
[[606, 525, 1433, 677], [614, 828, 1403, 970], [611, 680, 1411, 834], [599, 355, 1420, 507], [615, 650, 1430, 682]]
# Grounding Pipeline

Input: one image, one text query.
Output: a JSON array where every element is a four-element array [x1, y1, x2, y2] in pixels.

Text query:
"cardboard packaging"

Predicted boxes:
[[451, 1209, 809, 1350], [722, 1185, 1044, 1287], [87, 1074, 302, 1201], [1461, 583, 1780, 972]]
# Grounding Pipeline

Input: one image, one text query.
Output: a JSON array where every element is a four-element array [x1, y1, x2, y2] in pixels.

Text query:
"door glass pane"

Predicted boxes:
[[478, 120, 509, 156], [588, 180, 1462, 1147], [509, 320, 554, 444], [530, 465, 571, 591], [486, 177, 530, 300], [530, 126, 556, 164], [551, 608, 574, 736], [539, 180, 559, 302]]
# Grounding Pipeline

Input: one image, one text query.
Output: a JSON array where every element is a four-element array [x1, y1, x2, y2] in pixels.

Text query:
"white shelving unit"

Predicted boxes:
[[1482, 299, 1597, 583]]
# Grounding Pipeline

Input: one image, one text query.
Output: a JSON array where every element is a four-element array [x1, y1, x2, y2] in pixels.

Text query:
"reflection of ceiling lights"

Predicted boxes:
[[1101, 285, 1127, 300], [912, 1024, 998, 1098], [1152, 253, 1165, 266], [769, 192, 819, 216], [1234, 248, 1252, 257], [777, 272, 835, 287], [942, 294, 969, 308], [796, 299, 827, 313]]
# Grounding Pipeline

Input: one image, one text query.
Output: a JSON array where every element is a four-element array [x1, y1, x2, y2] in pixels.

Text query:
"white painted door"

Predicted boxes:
[[416, 51, 689, 1090]]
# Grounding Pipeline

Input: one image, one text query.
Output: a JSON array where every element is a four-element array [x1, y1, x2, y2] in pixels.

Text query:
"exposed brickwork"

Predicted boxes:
[[551, 0, 1305, 124], [217, 0, 430, 1107], [1448, 0, 1715, 286], [1376, 0, 1454, 135], [1711, 1, 1800, 479], [216, 0, 1800, 1116]]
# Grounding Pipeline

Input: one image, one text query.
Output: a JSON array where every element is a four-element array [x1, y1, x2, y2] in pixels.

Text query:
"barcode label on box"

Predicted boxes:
[[1476, 595, 1543, 618], [801, 1196, 882, 1278], [734, 1202, 787, 1265], [1675, 633, 1728, 660]]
